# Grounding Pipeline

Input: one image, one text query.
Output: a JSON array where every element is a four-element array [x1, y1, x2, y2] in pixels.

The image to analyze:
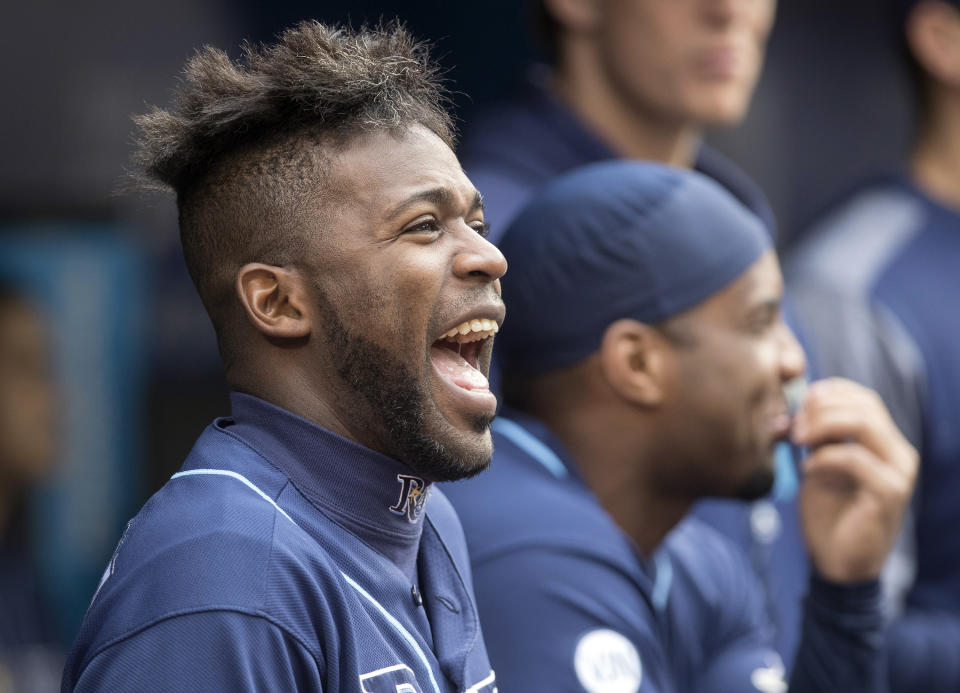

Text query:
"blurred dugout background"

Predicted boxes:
[[0, 0, 911, 675]]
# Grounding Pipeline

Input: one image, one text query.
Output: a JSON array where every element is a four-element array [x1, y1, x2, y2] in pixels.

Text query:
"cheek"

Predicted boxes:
[[602, 7, 684, 95], [743, 2, 775, 71], [750, 1, 777, 41], [349, 261, 444, 357], [686, 348, 769, 414]]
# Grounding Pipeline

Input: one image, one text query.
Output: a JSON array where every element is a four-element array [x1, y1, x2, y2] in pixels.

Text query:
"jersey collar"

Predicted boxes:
[[222, 392, 429, 578]]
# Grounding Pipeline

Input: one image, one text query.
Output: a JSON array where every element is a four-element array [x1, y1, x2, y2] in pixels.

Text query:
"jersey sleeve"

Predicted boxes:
[[886, 608, 960, 691], [67, 610, 323, 692], [664, 522, 788, 693], [666, 522, 886, 693], [471, 545, 673, 693]]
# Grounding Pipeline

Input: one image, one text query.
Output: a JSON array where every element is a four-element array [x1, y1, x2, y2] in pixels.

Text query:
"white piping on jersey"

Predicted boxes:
[[340, 570, 443, 693], [360, 663, 415, 680], [173, 469, 487, 692], [493, 418, 674, 611], [463, 669, 497, 693], [170, 468, 300, 529], [652, 551, 673, 612], [491, 417, 568, 478]]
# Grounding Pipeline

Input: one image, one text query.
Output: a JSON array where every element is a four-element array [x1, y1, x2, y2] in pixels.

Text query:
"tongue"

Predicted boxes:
[[431, 344, 490, 391]]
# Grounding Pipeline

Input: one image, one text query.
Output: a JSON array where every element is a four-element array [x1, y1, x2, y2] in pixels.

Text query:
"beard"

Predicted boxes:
[[319, 292, 493, 482], [731, 464, 776, 502]]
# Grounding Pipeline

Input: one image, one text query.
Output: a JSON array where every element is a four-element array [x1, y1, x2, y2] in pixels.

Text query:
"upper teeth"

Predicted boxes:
[[441, 319, 499, 343]]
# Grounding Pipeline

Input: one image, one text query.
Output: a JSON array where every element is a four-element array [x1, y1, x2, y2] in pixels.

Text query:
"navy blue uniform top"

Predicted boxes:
[[443, 413, 886, 693], [63, 393, 497, 693], [788, 174, 960, 691], [460, 69, 807, 664]]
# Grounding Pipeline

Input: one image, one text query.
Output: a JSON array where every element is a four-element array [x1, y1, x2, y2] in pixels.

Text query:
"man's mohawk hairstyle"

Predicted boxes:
[[133, 20, 454, 192]]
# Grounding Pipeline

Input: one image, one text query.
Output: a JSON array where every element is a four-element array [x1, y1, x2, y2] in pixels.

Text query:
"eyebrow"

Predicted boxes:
[[385, 187, 484, 221]]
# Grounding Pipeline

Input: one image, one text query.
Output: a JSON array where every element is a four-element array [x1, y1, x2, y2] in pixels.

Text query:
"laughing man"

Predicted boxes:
[[63, 22, 504, 692]]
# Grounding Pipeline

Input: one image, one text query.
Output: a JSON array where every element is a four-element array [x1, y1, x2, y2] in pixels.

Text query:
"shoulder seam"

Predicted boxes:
[[78, 606, 325, 679]]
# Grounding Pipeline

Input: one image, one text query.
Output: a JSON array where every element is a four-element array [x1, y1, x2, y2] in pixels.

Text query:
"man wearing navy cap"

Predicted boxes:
[[444, 161, 918, 692], [460, 0, 814, 663], [63, 22, 503, 692], [787, 2, 960, 689]]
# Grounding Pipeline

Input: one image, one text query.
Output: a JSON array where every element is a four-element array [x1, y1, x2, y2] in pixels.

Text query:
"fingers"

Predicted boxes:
[[803, 442, 911, 502], [792, 378, 917, 477]]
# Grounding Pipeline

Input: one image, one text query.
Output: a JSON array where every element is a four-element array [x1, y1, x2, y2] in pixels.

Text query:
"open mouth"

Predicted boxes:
[[430, 318, 499, 392]]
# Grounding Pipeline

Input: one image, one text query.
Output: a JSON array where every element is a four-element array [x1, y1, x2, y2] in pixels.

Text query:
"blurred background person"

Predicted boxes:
[[457, 0, 817, 663], [456, 0, 779, 355], [459, 0, 777, 240], [0, 281, 61, 693], [786, 1, 960, 689], [444, 161, 918, 692]]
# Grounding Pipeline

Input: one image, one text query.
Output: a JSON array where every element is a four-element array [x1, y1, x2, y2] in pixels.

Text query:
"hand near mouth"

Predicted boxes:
[[792, 378, 919, 584]]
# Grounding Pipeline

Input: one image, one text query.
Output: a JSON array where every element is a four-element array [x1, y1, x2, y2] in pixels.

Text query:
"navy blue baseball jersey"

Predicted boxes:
[[459, 69, 808, 663], [62, 393, 497, 692], [443, 412, 886, 693], [788, 174, 960, 691]]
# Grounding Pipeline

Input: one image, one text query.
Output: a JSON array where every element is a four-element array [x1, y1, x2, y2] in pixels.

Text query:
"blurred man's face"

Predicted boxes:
[[594, 0, 776, 126], [302, 125, 507, 481], [0, 298, 57, 486], [655, 251, 805, 501]]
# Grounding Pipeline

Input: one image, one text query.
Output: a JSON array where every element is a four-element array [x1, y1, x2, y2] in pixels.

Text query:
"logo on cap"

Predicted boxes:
[[389, 474, 429, 523]]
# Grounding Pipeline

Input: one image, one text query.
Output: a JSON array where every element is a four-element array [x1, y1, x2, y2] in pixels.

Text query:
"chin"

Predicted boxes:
[[692, 90, 754, 127], [731, 465, 776, 502], [404, 414, 494, 483]]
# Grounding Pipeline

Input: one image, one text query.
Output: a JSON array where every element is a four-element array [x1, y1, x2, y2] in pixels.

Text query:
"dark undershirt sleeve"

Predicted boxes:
[[788, 575, 886, 693]]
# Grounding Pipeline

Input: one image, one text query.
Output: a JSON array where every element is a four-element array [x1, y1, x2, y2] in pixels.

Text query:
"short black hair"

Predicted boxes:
[[132, 21, 454, 368]]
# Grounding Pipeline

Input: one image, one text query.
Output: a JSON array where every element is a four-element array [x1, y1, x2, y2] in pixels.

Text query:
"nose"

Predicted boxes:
[[777, 321, 807, 383], [452, 225, 508, 284]]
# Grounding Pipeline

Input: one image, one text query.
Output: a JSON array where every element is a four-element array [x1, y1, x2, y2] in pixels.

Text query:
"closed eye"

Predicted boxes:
[[471, 221, 491, 238], [747, 301, 780, 333], [403, 218, 442, 235]]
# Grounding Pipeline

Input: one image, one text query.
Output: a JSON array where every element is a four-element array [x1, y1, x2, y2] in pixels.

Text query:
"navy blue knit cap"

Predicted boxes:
[[496, 161, 772, 377]]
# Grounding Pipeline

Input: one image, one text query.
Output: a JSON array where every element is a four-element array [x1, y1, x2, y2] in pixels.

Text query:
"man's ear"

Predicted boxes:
[[599, 319, 670, 406], [236, 263, 311, 339], [543, 0, 602, 33], [907, 1, 960, 87]]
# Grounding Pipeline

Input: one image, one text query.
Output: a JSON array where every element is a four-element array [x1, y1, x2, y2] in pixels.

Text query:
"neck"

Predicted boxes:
[[536, 404, 691, 555], [550, 56, 701, 167], [230, 356, 379, 454], [911, 91, 960, 211]]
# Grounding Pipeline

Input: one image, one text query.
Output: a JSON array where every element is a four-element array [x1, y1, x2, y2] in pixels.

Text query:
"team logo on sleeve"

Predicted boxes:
[[750, 652, 787, 693], [389, 474, 430, 523], [573, 629, 642, 693]]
